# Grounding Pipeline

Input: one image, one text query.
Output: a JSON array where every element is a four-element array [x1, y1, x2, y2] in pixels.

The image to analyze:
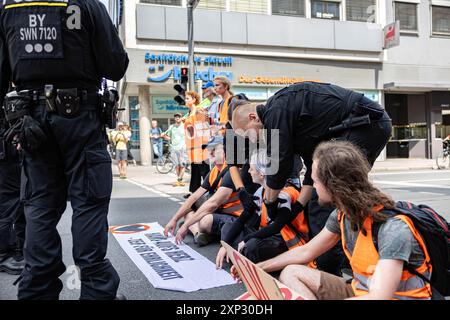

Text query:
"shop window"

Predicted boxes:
[[229, 0, 267, 14], [432, 6, 450, 36], [129, 97, 140, 150], [346, 0, 376, 22], [391, 123, 427, 140], [272, 0, 305, 17], [197, 0, 226, 10], [394, 2, 418, 32], [311, 0, 340, 20], [140, 0, 182, 6]]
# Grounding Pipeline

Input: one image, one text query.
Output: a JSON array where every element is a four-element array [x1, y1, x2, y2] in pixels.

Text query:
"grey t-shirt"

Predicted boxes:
[[325, 209, 425, 268]]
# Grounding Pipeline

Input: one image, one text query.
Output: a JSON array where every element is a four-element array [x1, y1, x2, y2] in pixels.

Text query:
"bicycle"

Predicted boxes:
[[436, 141, 450, 169], [156, 141, 174, 174], [156, 142, 190, 174]]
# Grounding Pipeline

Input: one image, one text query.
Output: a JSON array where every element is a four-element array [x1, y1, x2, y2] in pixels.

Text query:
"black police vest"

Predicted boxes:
[[0, 0, 99, 89]]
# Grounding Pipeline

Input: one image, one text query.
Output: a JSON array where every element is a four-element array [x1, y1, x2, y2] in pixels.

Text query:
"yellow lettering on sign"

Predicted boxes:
[[238, 75, 320, 85]]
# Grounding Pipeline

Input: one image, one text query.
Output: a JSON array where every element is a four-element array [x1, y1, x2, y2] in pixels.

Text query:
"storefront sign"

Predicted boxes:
[[383, 21, 400, 50], [238, 75, 319, 85], [152, 96, 188, 114], [146, 52, 233, 82]]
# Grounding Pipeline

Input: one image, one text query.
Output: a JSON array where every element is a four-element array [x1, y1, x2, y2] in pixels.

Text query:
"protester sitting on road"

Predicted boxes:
[[112, 122, 131, 179], [216, 149, 308, 269], [162, 113, 187, 186], [240, 141, 433, 300], [164, 136, 243, 247]]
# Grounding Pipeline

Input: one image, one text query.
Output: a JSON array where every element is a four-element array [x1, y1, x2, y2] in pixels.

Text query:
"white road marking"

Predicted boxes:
[[370, 170, 440, 176], [373, 180, 450, 190], [126, 179, 176, 201], [418, 192, 444, 196]]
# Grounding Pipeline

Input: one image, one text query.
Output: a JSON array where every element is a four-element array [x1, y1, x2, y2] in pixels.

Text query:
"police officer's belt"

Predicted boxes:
[[30, 89, 99, 109]]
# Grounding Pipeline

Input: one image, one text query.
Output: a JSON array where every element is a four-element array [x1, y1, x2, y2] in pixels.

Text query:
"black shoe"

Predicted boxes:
[[115, 294, 127, 300], [0, 256, 25, 275], [194, 233, 214, 247]]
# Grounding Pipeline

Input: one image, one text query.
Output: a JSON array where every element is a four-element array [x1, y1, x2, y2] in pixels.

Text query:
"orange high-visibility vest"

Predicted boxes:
[[339, 209, 433, 300], [184, 108, 211, 163], [218, 97, 231, 127], [208, 163, 243, 217], [260, 187, 310, 249]]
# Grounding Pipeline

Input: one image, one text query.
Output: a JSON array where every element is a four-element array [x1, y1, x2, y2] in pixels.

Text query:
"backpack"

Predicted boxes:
[[373, 201, 450, 299]]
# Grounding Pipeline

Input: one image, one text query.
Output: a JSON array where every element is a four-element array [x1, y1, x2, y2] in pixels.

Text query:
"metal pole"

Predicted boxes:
[[187, 1, 195, 91]]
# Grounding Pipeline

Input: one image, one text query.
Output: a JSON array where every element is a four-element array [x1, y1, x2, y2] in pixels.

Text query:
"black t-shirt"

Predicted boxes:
[[201, 169, 236, 191]]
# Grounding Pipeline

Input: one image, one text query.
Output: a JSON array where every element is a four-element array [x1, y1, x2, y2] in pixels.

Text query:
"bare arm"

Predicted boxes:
[[258, 228, 340, 273], [347, 259, 404, 300], [229, 166, 244, 190]]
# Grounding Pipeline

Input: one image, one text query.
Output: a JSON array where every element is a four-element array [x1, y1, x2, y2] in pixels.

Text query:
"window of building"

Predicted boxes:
[[432, 6, 450, 35], [140, 0, 181, 6], [197, 0, 227, 10], [394, 2, 418, 32], [272, 0, 305, 17], [346, 0, 376, 22], [229, 0, 267, 14], [311, 0, 340, 20]]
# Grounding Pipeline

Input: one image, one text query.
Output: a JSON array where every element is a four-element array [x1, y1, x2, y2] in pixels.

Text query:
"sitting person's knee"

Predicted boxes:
[[198, 215, 213, 233]]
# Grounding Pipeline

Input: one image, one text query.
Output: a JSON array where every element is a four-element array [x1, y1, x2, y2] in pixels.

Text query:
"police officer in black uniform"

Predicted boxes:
[[231, 82, 392, 275], [0, 0, 128, 299], [0, 110, 26, 275]]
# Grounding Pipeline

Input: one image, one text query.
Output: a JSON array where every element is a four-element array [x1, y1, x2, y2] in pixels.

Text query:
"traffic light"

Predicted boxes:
[[174, 67, 189, 105]]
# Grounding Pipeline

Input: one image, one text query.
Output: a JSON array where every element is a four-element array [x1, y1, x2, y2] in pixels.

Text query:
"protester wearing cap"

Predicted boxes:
[[199, 81, 222, 130], [162, 114, 187, 186], [164, 136, 243, 247]]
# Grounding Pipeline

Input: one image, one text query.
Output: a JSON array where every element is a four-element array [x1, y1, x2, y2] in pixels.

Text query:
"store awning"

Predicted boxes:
[[384, 82, 450, 92]]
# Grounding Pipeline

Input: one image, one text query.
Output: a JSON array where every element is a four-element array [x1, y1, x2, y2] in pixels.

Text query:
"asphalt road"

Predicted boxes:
[[1, 169, 449, 300]]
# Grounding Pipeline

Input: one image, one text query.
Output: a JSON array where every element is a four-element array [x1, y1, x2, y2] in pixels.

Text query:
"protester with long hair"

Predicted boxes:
[[247, 141, 433, 300]]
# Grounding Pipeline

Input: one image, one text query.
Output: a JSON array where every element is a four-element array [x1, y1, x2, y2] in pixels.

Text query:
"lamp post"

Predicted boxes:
[[187, 0, 199, 91]]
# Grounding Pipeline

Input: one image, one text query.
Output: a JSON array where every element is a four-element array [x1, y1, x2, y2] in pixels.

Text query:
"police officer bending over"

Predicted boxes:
[[231, 82, 392, 258], [0, 0, 129, 300]]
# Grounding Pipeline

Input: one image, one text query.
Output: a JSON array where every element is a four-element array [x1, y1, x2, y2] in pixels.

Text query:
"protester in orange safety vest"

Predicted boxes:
[[183, 91, 211, 194], [244, 141, 433, 300], [216, 149, 309, 269], [164, 136, 243, 247], [214, 76, 233, 135]]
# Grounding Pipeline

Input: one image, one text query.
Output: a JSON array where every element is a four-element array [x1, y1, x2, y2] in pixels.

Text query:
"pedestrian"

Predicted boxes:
[[112, 122, 131, 179], [0, 0, 128, 300], [231, 82, 392, 275], [184, 91, 211, 196], [162, 113, 187, 186], [0, 112, 25, 276], [253, 141, 434, 300], [123, 124, 137, 166], [150, 120, 163, 159]]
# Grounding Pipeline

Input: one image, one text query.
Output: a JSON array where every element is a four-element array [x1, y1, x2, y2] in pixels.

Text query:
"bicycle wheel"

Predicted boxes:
[[156, 155, 175, 174], [436, 150, 450, 169]]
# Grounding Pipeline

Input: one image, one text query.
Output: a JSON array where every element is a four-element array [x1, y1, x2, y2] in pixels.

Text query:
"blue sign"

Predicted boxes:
[[146, 52, 233, 83], [152, 96, 189, 114]]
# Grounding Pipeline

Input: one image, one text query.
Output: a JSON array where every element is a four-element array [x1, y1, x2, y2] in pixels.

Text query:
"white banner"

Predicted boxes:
[[110, 222, 236, 292]]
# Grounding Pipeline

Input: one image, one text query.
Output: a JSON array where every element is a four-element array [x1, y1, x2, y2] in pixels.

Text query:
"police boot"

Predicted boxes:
[[0, 254, 25, 275]]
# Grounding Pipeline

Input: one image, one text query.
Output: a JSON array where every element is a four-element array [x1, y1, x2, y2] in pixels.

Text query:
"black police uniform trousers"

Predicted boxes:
[[308, 97, 392, 276], [18, 101, 120, 300], [189, 161, 210, 193], [0, 146, 25, 256]]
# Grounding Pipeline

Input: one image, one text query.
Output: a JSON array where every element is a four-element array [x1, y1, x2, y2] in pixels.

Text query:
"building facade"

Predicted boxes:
[[108, 0, 450, 163]]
